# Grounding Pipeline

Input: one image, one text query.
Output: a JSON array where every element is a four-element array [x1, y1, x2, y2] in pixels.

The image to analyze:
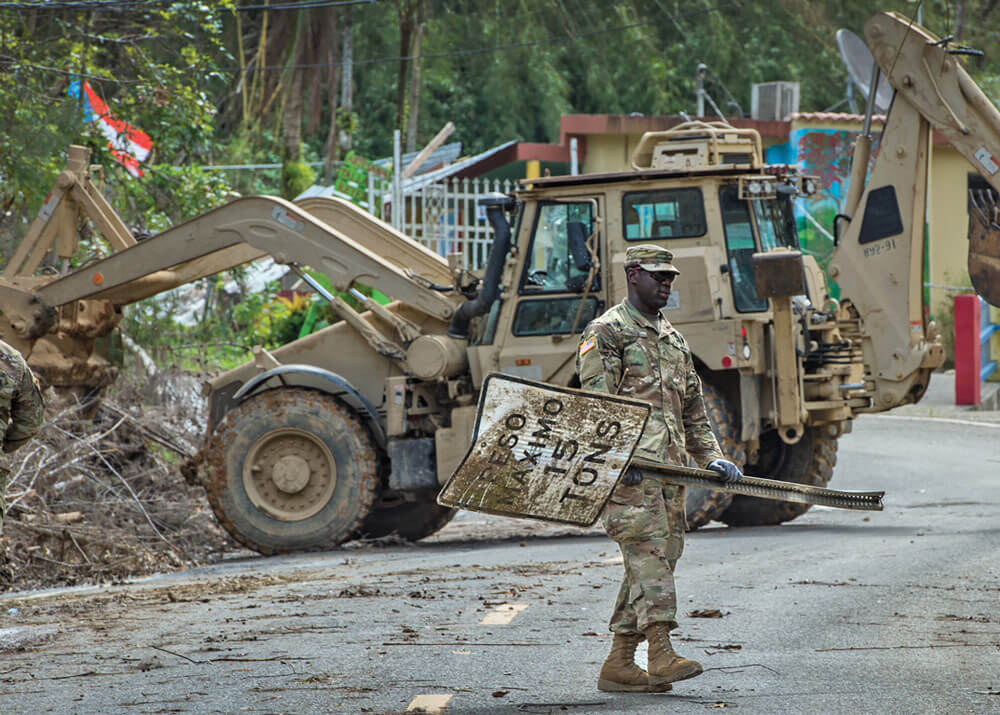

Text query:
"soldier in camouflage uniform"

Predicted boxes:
[[576, 245, 743, 693], [0, 340, 44, 539]]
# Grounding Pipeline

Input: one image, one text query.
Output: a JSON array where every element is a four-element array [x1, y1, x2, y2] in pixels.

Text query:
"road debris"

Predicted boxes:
[[688, 608, 725, 618], [2, 371, 229, 592]]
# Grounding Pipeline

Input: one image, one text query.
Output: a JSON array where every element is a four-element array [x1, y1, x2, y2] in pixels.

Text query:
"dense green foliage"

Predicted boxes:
[[3, 0, 998, 226], [1, 0, 998, 366]]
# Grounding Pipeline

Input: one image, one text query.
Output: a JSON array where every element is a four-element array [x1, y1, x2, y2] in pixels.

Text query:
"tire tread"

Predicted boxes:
[[203, 388, 379, 555]]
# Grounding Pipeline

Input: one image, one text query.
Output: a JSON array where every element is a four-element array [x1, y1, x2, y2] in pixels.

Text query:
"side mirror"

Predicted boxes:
[[567, 221, 592, 270]]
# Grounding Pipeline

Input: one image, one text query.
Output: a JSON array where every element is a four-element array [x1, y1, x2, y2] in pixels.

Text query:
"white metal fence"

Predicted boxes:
[[370, 177, 517, 270]]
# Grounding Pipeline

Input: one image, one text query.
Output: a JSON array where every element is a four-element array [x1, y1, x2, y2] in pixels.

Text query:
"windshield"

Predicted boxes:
[[719, 186, 766, 312], [520, 200, 596, 294], [753, 194, 799, 251]]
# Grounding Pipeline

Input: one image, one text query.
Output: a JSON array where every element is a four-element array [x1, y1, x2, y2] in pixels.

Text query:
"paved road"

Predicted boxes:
[[1, 412, 999, 714]]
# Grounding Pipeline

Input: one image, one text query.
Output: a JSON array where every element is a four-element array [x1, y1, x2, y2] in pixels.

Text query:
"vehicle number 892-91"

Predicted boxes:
[[863, 237, 896, 258]]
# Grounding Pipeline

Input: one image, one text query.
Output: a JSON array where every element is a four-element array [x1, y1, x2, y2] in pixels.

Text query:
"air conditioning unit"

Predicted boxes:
[[751, 82, 800, 121]]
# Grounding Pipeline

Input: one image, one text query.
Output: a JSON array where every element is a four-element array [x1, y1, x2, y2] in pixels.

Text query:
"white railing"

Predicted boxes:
[[370, 176, 517, 270]]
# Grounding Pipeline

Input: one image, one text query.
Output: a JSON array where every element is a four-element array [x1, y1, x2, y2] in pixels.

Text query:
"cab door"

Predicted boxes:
[[497, 196, 605, 384]]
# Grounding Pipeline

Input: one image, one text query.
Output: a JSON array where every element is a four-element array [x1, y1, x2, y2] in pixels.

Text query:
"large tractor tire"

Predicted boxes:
[[720, 425, 838, 527], [203, 388, 379, 555], [685, 381, 746, 530], [358, 497, 456, 541]]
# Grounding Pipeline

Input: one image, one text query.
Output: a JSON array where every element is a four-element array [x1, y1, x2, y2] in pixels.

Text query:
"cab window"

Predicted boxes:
[[754, 194, 800, 251], [513, 297, 603, 336], [519, 201, 598, 294], [719, 186, 767, 312], [623, 188, 705, 240]]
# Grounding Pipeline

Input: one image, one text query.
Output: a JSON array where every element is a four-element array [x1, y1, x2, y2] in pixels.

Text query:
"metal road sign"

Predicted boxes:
[[438, 374, 884, 526], [437, 373, 650, 526]]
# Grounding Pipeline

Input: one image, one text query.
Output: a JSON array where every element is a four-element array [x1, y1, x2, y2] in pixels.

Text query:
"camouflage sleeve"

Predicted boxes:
[[681, 350, 723, 469], [4, 360, 43, 453], [576, 322, 622, 396]]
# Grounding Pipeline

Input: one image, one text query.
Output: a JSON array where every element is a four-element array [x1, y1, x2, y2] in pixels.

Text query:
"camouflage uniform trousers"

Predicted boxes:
[[601, 472, 686, 634]]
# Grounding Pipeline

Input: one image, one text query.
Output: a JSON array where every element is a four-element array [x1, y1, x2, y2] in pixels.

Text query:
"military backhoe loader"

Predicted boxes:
[[2, 12, 999, 554]]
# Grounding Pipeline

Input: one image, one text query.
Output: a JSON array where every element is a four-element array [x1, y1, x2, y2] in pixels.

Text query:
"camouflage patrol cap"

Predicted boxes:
[[624, 244, 680, 275]]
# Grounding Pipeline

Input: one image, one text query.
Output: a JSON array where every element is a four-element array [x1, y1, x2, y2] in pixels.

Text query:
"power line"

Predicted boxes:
[[0, 0, 373, 11], [0, 0, 174, 10], [236, 0, 377, 10]]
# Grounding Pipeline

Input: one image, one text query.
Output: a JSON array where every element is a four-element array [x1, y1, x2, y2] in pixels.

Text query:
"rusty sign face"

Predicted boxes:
[[437, 373, 650, 526]]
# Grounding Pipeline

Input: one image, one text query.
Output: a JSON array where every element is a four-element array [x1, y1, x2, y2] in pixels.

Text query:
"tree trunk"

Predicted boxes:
[[954, 0, 967, 40], [323, 8, 344, 184], [281, 14, 305, 162], [305, 12, 330, 136], [395, 0, 415, 131], [337, 4, 354, 158], [283, 67, 304, 161], [404, 6, 425, 153]]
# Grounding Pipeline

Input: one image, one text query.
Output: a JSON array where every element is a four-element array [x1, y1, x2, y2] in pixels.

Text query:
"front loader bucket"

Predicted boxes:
[[969, 189, 1000, 308]]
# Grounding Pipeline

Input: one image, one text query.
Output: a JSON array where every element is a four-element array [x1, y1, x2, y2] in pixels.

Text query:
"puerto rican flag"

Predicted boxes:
[[68, 79, 153, 178]]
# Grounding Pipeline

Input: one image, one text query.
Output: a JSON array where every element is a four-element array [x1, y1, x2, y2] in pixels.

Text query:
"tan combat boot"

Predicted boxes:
[[644, 622, 702, 691], [598, 632, 666, 692]]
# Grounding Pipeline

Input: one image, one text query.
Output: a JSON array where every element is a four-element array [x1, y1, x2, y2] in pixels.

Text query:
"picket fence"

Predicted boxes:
[[368, 176, 517, 270]]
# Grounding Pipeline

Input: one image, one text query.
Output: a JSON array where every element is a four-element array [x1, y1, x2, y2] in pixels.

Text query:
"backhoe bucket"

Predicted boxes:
[[969, 189, 1000, 308]]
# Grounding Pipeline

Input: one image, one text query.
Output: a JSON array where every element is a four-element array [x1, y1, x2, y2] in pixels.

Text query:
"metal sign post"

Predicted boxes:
[[438, 374, 884, 526]]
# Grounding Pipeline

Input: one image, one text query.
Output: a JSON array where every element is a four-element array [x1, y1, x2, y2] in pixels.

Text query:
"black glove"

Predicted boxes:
[[708, 459, 743, 484], [621, 466, 644, 485]]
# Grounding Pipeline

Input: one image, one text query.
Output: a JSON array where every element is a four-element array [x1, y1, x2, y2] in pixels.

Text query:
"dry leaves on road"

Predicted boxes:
[[687, 608, 725, 618]]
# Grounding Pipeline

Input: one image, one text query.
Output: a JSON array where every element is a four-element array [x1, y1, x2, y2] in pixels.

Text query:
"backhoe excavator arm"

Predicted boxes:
[[830, 12, 1000, 412], [27, 195, 457, 328]]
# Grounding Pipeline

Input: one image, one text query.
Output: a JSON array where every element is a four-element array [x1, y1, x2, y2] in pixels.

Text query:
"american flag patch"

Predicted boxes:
[[579, 336, 596, 356]]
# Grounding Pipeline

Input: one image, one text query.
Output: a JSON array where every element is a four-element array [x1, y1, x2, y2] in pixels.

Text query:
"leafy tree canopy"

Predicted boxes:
[[0, 0, 997, 236]]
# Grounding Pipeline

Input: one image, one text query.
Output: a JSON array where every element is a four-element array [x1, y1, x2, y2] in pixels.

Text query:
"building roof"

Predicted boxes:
[[299, 139, 572, 202], [401, 139, 520, 191], [558, 113, 792, 145]]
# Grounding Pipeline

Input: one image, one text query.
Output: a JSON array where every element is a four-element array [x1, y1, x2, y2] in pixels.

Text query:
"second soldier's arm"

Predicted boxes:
[[4, 361, 43, 453]]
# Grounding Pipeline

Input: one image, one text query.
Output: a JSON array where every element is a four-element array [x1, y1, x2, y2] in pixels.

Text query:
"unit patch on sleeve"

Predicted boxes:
[[579, 336, 597, 356]]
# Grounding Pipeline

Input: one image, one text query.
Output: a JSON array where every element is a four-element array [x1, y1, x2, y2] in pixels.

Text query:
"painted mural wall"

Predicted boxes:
[[765, 125, 881, 299]]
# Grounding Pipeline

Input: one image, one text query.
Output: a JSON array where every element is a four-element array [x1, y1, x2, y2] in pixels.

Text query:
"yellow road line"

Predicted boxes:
[[479, 603, 529, 625], [406, 693, 453, 712]]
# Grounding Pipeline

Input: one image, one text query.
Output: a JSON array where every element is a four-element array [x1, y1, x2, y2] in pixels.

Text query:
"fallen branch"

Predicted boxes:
[[100, 401, 196, 459], [150, 645, 203, 665], [121, 332, 157, 378], [703, 663, 780, 675], [49, 422, 177, 552]]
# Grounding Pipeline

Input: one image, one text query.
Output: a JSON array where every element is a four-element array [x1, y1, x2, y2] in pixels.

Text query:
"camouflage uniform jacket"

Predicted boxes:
[[576, 299, 722, 468], [0, 340, 43, 464]]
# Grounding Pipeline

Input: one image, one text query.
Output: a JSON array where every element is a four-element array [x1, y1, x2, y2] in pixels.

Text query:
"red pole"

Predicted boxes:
[[954, 294, 981, 405]]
